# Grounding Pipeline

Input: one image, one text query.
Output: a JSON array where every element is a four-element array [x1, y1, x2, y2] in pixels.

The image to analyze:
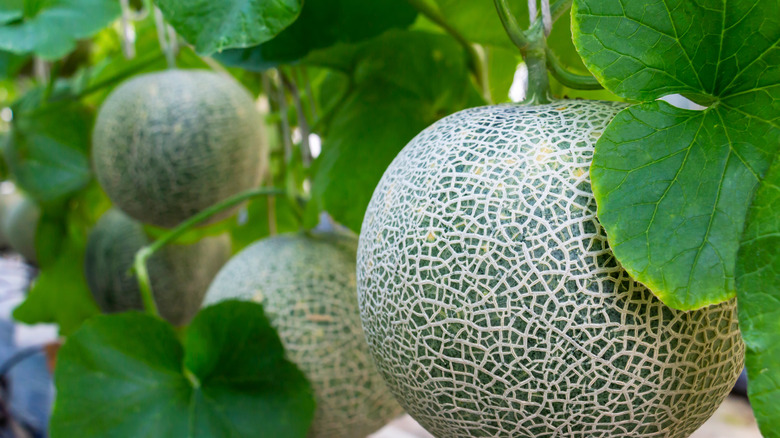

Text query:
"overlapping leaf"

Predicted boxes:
[[3, 100, 93, 203], [0, 0, 120, 59], [306, 30, 483, 231], [736, 153, 780, 438], [215, 0, 417, 71], [50, 301, 315, 437], [573, 0, 780, 309], [155, 0, 302, 55]]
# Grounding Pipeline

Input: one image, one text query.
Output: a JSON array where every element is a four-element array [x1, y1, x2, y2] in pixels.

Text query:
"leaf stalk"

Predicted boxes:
[[133, 187, 284, 318]]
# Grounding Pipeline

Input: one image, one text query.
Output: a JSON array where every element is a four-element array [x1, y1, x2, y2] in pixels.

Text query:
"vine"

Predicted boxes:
[[133, 187, 284, 317]]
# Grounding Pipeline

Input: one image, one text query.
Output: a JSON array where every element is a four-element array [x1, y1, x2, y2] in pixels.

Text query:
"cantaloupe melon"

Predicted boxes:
[[204, 232, 403, 438], [85, 208, 231, 325], [357, 101, 745, 438], [3, 196, 40, 263], [92, 69, 266, 228]]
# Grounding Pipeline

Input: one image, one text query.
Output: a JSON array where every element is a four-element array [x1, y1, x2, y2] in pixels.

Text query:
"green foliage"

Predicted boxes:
[[0, 0, 120, 59], [12, 184, 108, 335], [736, 153, 780, 438], [573, 0, 780, 309], [306, 30, 483, 231], [215, 0, 417, 71], [154, 0, 303, 55], [3, 100, 93, 203], [50, 301, 315, 438]]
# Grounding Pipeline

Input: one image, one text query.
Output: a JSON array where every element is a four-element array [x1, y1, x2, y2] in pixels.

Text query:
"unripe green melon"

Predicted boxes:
[[85, 208, 231, 325], [3, 196, 40, 263], [0, 187, 23, 248], [204, 232, 403, 438], [358, 101, 745, 438], [92, 69, 266, 228]]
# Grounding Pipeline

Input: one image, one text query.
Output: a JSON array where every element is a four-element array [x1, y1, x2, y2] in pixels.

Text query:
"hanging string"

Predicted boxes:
[[527, 0, 538, 21], [153, 7, 176, 68], [541, 0, 553, 36], [119, 0, 136, 59]]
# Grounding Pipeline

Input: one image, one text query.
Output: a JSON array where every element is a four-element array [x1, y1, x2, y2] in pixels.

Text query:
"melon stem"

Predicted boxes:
[[132, 187, 285, 319]]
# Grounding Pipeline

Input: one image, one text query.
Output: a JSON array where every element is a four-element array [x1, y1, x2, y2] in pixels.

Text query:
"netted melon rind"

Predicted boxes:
[[357, 101, 745, 438], [92, 69, 265, 228], [85, 208, 231, 325], [204, 232, 403, 438]]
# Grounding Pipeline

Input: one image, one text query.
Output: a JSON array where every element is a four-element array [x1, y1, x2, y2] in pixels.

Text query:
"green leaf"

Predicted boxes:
[[735, 153, 780, 438], [13, 235, 99, 336], [50, 301, 315, 438], [0, 0, 120, 59], [3, 101, 93, 203], [486, 46, 520, 104], [307, 30, 482, 232], [154, 0, 302, 55], [215, 0, 417, 71], [574, 0, 780, 309]]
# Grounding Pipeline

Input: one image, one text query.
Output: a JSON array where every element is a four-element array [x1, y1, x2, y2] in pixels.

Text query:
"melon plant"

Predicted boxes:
[[92, 69, 266, 228], [3, 196, 40, 263], [204, 232, 403, 438], [357, 101, 746, 437], [85, 208, 231, 325]]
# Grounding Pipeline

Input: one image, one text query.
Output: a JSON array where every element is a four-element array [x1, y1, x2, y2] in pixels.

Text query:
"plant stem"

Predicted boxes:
[[495, 0, 552, 104], [550, 0, 572, 22], [133, 187, 284, 317], [545, 48, 603, 90], [494, 0, 530, 53], [280, 69, 312, 167], [70, 52, 166, 100], [406, 0, 487, 97]]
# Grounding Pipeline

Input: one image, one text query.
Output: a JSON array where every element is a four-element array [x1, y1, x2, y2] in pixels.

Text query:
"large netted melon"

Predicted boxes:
[[3, 196, 40, 263], [357, 101, 745, 438], [85, 208, 231, 325], [204, 232, 403, 438], [92, 69, 266, 228]]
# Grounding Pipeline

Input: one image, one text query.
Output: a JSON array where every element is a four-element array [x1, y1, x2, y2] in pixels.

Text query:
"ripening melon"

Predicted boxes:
[[92, 69, 266, 228], [85, 208, 231, 325], [3, 196, 40, 263], [357, 101, 745, 438], [204, 232, 403, 438]]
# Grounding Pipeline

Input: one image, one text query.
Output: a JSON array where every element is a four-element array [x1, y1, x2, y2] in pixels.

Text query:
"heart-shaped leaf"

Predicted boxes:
[[50, 301, 315, 438], [573, 0, 780, 309]]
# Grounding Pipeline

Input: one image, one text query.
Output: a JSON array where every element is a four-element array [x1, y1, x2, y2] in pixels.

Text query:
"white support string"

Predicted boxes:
[[541, 0, 552, 36], [527, 0, 538, 21]]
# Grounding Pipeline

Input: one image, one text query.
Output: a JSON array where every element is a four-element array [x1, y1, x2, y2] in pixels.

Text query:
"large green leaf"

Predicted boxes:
[[50, 301, 315, 438], [154, 0, 302, 55], [735, 153, 780, 438], [3, 100, 93, 203], [306, 30, 483, 232], [574, 0, 780, 309], [215, 0, 417, 71], [0, 0, 120, 59]]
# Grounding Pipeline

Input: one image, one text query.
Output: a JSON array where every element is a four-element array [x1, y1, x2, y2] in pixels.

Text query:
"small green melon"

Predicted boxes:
[[85, 208, 231, 325], [3, 196, 40, 263], [358, 101, 745, 438], [204, 232, 403, 438], [0, 187, 23, 248], [92, 69, 266, 228]]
